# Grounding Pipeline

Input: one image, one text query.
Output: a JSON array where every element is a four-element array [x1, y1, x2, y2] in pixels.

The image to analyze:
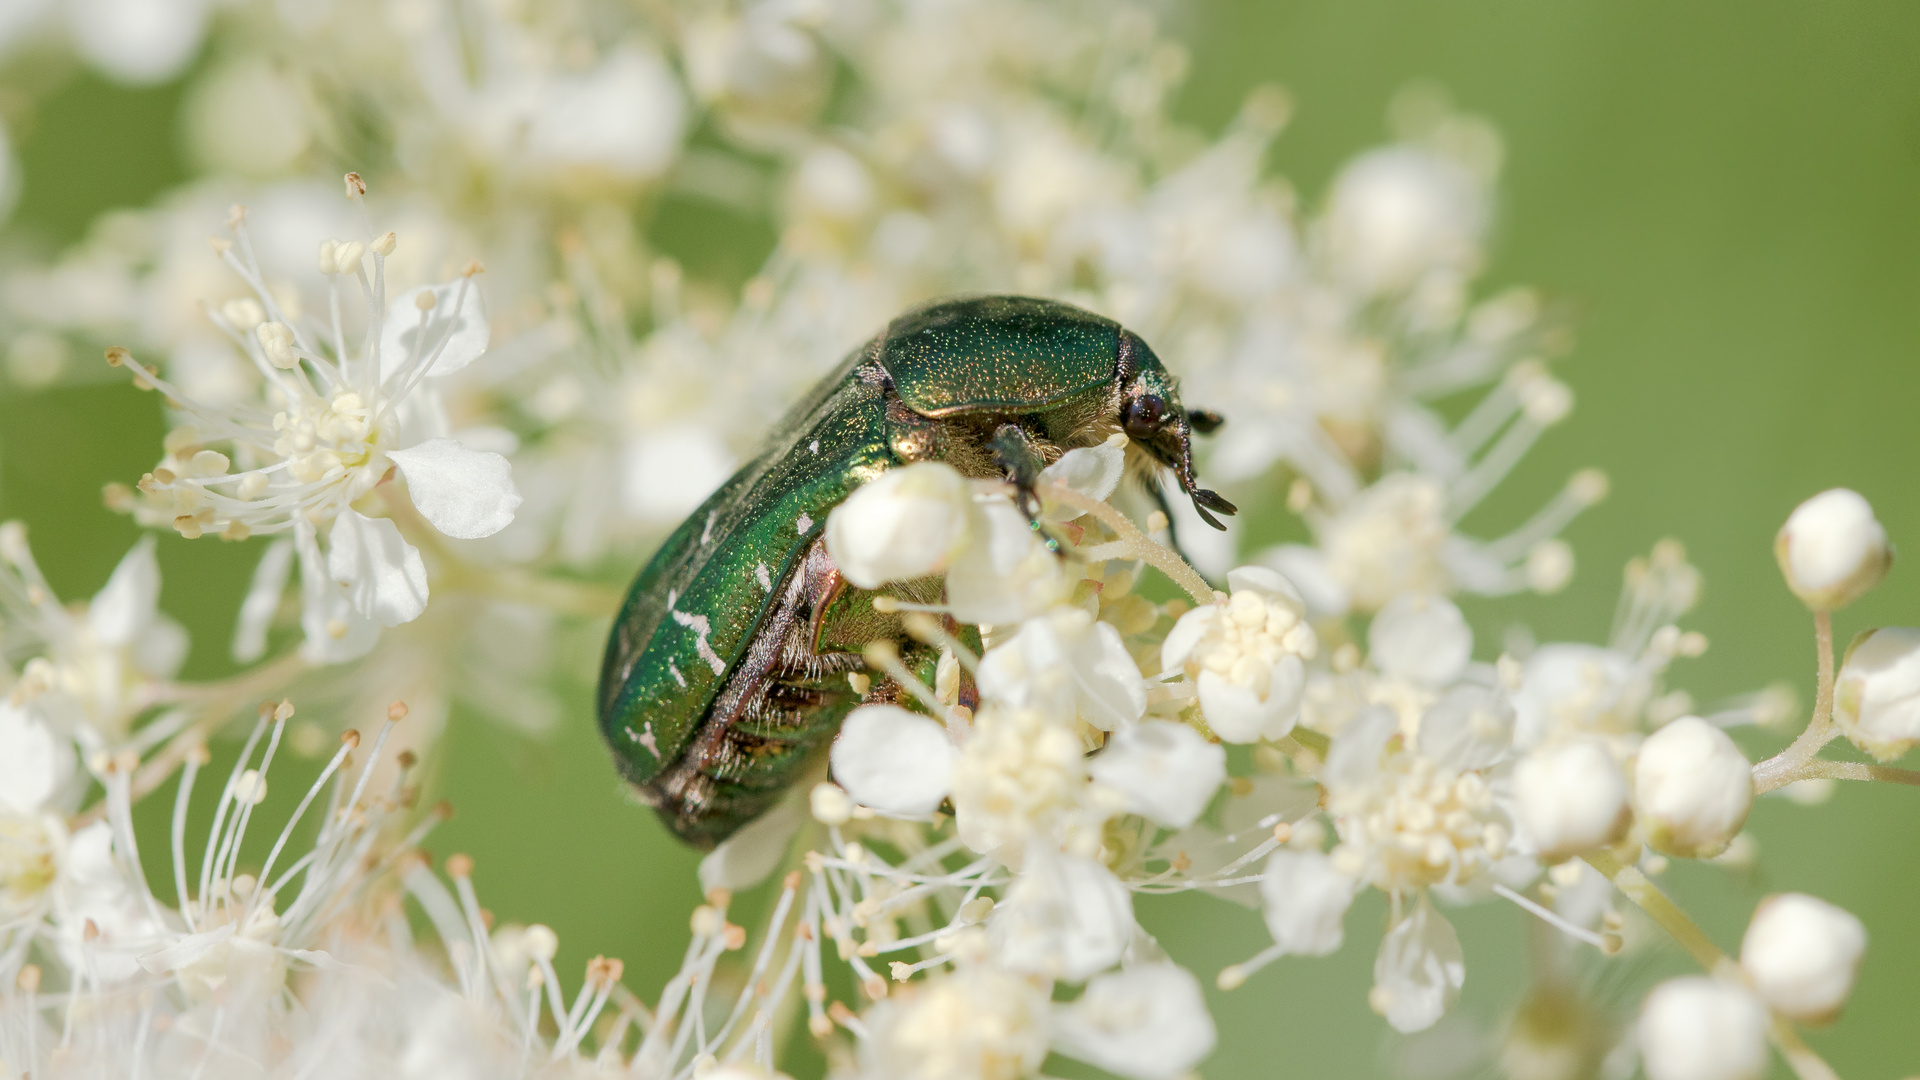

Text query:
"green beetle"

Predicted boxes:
[[598, 295, 1234, 848]]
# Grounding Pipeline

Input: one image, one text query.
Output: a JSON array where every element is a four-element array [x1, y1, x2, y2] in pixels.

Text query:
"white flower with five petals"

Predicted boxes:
[[1162, 566, 1317, 743]]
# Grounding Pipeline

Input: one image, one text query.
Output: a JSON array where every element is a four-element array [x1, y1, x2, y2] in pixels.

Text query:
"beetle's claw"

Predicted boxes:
[[1191, 488, 1236, 531]]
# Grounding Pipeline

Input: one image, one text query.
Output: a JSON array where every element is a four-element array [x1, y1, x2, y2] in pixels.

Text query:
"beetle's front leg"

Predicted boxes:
[[990, 422, 1050, 525]]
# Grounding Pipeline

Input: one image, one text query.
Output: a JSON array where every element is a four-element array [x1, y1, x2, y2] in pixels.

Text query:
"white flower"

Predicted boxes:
[[65, 0, 209, 85], [699, 796, 807, 893], [824, 462, 972, 589], [1319, 474, 1453, 612], [1773, 488, 1891, 611], [1162, 566, 1317, 743], [1087, 720, 1225, 829], [1039, 440, 1126, 522], [1637, 977, 1769, 1080], [1323, 145, 1487, 294], [991, 845, 1133, 981], [1369, 593, 1473, 687], [1259, 848, 1357, 957], [114, 205, 520, 661], [1415, 683, 1515, 771], [524, 47, 686, 180], [950, 704, 1088, 858], [945, 495, 1066, 626], [978, 608, 1146, 732], [1739, 893, 1866, 1025], [861, 963, 1051, 1080], [1511, 741, 1629, 862], [1050, 965, 1217, 1080], [1833, 625, 1920, 761], [1370, 894, 1465, 1033], [0, 700, 70, 816], [1633, 716, 1752, 859], [1509, 643, 1650, 750], [830, 704, 959, 816]]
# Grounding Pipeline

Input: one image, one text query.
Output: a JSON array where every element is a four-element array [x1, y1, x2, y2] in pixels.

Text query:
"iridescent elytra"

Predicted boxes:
[[597, 295, 1234, 848]]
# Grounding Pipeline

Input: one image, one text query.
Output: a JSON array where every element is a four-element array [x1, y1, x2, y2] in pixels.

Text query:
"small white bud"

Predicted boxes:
[[1773, 488, 1891, 611], [1632, 716, 1753, 859], [1637, 977, 1768, 1080], [1512, 741, 1628, 861], [255, 322, 298, 369], [1832, 626, 1920, 762], [1739, 892, 1866, 1025], [822, 463, 971, 589]]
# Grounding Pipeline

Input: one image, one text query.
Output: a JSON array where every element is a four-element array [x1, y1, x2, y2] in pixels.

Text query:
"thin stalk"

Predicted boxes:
[[1584, 850, 1836, 1080], [1045, 482, 1216, 605], [1753, 611, 1839, 791]]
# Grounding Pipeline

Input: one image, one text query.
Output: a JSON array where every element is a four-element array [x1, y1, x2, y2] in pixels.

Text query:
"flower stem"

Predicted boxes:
[[1755, 757, 1920, 794], [1045, 483, 1217, 606], [1583, 849, 1837, 1080], [1751, 610, 1839, 792]]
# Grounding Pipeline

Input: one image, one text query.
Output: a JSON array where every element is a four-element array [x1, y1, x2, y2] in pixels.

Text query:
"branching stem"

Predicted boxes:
[[1583, 850, 1836, 1080]]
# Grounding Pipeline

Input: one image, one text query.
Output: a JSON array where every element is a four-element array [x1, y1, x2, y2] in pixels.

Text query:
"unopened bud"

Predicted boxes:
[[1832, 626, 1920, 762], [1774, 488, 1891, 611], [255, 322, 298, 369], [1633, 716, 1752, 859], [1739, 892, 1865, 1025], [1637, 977, 1767, 1080], [1512, 741, 1628, 861]]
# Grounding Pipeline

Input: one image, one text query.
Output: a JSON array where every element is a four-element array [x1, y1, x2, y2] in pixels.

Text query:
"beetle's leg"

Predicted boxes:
[[990, 422, 1048, 520]]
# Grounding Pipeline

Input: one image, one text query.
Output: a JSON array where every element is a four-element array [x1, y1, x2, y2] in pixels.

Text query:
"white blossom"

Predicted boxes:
[[1774, 488, 1890, 611], [1739, 892, 1866, 1025], [824, 462, 972, 589], [1832, 625, 1920, 761], [991, 845, 1134, 981], [1637, 977, 1769, 1080], [1370, 894, 1466, 1033], [1511, 740, 1629, 862], [861, 962, 1052, 1080], [1087, 720, 1226, 829], [830, 704, 959, 816], [978, 608, 1146, 732], [1162, 566, 1317, 743], [1260, 848, 1357, 957], [1369, 592, 1473, 687], [1633, 715, 1753, 859], [1050, 964, 1218, 1080]]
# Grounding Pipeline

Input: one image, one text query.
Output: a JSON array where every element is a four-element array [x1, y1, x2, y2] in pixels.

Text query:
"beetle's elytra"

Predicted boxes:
[[597, 296, 1235, 848]]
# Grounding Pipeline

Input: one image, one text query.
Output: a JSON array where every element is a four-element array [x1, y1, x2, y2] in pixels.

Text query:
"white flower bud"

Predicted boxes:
[[1632, 716, 1753, 859], [1637, 978, 1768, 1080], [1739, 893, 1866, 1025], [1833, 625, 1920, 762], [255, 321, 298, 369], [1512, 741, 1628, 862], [823, 462, 970, 589], [1773, 488, 1891, 611]]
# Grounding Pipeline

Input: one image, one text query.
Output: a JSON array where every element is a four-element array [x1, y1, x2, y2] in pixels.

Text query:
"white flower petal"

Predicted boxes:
[[829, 704, 957, 816], [619, 424, 736, 524], [1040, 442, 1125, 521], [1259, 544, 1350, 616], [389, 438, 523, 540], [134, 615, 190, 681], [381, 281, 490, 380], [294, 521, 379, 663], [88, 534, 160, 647], [1260, 848, 1356, 956], [1159, 605, 1219, 671], [946, 496, 1056, 625], [823, 462, 970, 589], [1050, 965, 1217, 1080], [0, 700, 71, 815], [977, 611, 1146, 731], [326, 510, 430, 627], [1321, 706, 1400, 792], [1195, 657, 1302, 743], [66, 0, 207, 85], [1372, 895, 1465, 1033], [527, 47, 686, 178], [1369, 593, 1472, 686], [1416, 684, 1515, 771], [698, 795, 805, 894], [1089, 720, 1226, 828], [994, 846, 1134, 981], [232, 537, 294, 664]]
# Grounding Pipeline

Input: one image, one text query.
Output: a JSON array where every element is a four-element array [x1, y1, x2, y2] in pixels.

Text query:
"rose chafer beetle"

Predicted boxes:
[[597, 295, 1235, 848]]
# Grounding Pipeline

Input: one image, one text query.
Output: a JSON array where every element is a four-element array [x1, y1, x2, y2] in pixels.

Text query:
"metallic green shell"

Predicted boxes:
[[879, 295, 1120, 418], [597, 348, 889, 797]]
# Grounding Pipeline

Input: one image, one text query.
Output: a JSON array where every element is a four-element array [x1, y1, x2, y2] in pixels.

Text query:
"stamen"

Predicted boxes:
[[1494, 883, 1616, 951]]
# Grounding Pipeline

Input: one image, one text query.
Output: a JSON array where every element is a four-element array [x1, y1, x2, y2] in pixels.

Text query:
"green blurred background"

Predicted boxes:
[[3, 1, 1918, 1074]]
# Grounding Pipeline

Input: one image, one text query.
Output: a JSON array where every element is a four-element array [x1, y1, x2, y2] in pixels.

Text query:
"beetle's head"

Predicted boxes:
[[1117, 330, 1237, 530]]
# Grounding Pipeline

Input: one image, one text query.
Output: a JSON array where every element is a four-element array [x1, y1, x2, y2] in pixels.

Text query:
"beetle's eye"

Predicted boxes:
[[1123, 395, 1166, 440]]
